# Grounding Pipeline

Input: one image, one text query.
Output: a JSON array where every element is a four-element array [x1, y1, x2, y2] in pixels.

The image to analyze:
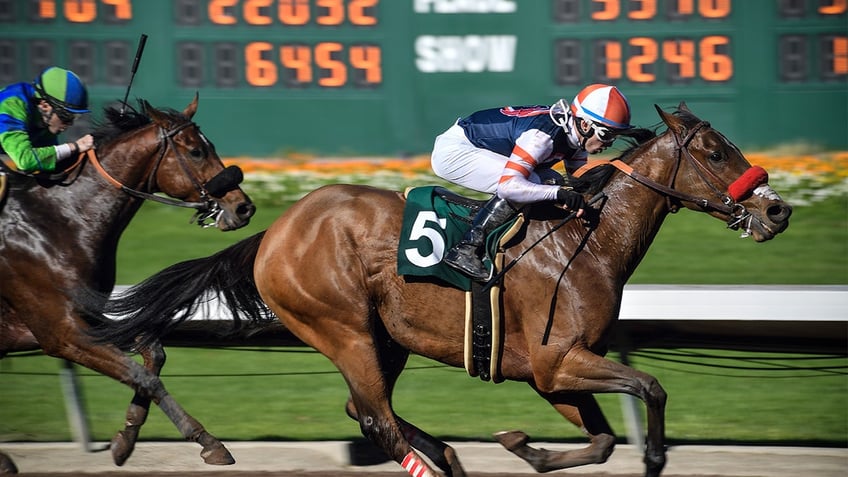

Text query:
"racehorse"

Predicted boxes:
[[85, 104, 792, 477], [0, 95, 254, 474]]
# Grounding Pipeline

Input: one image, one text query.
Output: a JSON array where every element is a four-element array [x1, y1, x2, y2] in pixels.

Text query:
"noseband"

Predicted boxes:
[[87, 120, 237, 227]]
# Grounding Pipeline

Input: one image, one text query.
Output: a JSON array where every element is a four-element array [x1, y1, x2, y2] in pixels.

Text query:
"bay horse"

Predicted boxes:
[[0, 95, 255, 474], [86, 104, 792, 477]]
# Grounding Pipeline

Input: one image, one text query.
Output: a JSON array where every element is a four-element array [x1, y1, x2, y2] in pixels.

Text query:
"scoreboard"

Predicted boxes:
[[1, 0, 845, 156]]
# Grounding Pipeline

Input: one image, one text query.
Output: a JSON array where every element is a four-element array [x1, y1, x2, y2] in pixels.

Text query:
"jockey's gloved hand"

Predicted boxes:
[[556, 188, 585, 212]]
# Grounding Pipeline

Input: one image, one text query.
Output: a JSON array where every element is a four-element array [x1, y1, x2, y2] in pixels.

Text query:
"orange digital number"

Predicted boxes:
[[699, 0, 731, 19], [315, 42, 346, 87], [349, 0, 378, 25], [833, 37, 848, 75], [674, 0, 695, 15], [626, 37, 658, 82], [280, 45, 313, 83], [37, 0, 57, 18], [65, 0, 96, 23], [601, 41, 623, 79], [591, 0, 619, 21], [209, 0, 238, 25], [700, 35, 733, 81], [278, 0, 310, 25], [102, 0, 132, 19], [628, 0, 656, 20], [244, 0, 273, 25], [349, 45, 381, 83], [663, 39, 696, 79], [820, 0, 847, 15], [316, 0, 344, 25], [245, 42, 278, 86]]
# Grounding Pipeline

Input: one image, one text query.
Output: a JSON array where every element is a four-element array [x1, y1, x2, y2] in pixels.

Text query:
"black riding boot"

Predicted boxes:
[[443, 196, 517, 281]]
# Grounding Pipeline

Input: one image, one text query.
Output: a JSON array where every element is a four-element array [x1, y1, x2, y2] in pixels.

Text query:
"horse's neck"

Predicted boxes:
[[590, 144, 674, 282], [5, 129, 157, 246]]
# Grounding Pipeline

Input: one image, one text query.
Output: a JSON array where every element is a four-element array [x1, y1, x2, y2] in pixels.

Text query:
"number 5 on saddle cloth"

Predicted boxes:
[[397, 186, 525, 382]]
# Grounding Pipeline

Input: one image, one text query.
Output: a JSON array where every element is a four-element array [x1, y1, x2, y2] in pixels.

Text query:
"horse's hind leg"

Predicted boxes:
[[495, 392, 616, 472], [111, 340, 166, 466], [0, 450, 19, 474], [39, 329, 233, 466], [335, 338, 453, 477], [345, 399, 466, 477]]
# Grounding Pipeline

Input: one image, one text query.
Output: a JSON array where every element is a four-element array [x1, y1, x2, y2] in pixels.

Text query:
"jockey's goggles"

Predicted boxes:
[[51, 105, 76, 125], [576, 117, 617, 145], [592, 124, 616, 145]]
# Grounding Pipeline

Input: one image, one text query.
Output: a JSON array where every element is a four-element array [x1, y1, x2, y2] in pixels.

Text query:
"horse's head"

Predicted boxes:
[[653, 103, 792, 242], [142, 95, 255, 231]]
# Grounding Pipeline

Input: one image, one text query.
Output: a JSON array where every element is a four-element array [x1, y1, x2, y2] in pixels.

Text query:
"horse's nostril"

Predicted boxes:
[[768, 203, 792, 222], [238, 202, 256, 219]]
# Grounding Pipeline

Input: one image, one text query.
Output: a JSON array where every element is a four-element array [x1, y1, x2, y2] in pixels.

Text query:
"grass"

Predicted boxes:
[[1, 349, 845, 445], [2, 157, 847, 445]]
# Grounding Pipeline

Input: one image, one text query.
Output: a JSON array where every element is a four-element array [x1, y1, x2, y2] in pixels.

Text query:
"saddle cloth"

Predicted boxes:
[[397, 186, 523, 290], [397, 186, 524, 382]]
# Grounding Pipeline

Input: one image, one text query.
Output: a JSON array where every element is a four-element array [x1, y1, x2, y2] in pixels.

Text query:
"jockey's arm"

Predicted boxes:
[[495, 129, 561, 205], [0, 129, 62, 172], [0, 98, 62, 172]]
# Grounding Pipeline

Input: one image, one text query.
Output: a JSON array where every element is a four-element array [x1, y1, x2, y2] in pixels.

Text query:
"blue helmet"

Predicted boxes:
[[33, 67, 90, 114]]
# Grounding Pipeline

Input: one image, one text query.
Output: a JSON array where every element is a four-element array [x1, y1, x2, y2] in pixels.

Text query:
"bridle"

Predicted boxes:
[[574, 121, 768, 235], [85, 119, 232, 228]]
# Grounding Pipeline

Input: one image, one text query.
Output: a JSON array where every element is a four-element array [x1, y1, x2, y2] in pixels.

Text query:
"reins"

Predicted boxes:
[[574, 121, 735, 216], [486, 120, 767, 288], [482, 191, 607, 291], [86, 120, 219, 212]]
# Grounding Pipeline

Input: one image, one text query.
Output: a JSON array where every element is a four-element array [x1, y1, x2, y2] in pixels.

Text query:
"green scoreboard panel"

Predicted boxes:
[[1, 0, 845, 157]]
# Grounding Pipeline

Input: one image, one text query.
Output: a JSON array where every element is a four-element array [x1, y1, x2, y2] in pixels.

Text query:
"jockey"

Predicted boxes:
[[430, 83, 633, 281], [0, 66, 95, 173]]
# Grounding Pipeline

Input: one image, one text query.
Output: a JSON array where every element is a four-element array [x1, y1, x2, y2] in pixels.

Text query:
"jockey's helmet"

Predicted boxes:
[[570, 83, 631, 130], [33, 67, 90, 114]]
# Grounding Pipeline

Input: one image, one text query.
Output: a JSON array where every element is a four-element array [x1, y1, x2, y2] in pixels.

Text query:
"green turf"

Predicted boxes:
[[2, 171, 846, 445], [1, 349, 844, 444]]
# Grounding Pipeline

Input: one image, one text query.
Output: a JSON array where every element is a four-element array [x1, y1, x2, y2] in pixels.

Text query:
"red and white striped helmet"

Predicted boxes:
[[570, 84, 631, 130]]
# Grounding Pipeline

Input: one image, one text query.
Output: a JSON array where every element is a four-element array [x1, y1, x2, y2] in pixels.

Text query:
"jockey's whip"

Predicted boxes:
[[120, 33, 148, 116], [483, 191, 607, 291]]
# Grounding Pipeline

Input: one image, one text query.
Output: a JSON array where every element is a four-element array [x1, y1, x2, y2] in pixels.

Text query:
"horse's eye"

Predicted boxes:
[[190, 148, 203, 159], [708, 151, 723, 163]]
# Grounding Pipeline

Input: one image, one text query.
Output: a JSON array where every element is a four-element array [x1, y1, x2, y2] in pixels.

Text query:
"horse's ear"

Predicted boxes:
[[654, 104, 685, 135], [183, 93, 199, 119], [677, 101, 691, 112], [144, 100, 168, 127]]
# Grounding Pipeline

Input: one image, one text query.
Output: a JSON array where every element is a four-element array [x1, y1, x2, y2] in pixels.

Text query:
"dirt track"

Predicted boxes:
[[4, 441, 846, 477]]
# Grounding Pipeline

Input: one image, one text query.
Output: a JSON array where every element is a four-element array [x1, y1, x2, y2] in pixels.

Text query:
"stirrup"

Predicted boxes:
[[444, 245, 490, 281]]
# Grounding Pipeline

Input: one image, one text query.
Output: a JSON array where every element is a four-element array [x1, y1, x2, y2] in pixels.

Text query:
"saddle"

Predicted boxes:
[[397, 186, 524, 382]]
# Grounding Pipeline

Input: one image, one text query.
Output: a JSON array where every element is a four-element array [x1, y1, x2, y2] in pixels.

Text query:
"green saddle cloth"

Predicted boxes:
[[397, 186, 521, 290]]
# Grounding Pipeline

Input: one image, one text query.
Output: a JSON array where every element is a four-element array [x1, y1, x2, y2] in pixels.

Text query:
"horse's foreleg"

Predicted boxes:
[[345, 398, 466, 476], [0, 450, 19, 474], [494, 392, 616, 472], [528, 347, 667, 477], [111, 341, 167, 466]]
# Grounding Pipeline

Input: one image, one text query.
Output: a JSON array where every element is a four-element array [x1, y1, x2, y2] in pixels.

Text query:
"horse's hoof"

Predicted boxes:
[[643, 451, 667, 477], [200, 442, 235, 465], [110, 430, 136, 466], [0, 452, 19, 474], [493, 430, 529, 451]]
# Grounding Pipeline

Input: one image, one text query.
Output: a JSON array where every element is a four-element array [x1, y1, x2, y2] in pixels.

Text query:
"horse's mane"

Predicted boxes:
[[90, 101, 186, 146], [566, 126, 657, 195]]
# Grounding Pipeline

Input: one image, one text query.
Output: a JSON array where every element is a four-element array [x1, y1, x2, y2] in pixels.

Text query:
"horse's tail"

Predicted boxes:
[[85, 231, 272, 351]]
